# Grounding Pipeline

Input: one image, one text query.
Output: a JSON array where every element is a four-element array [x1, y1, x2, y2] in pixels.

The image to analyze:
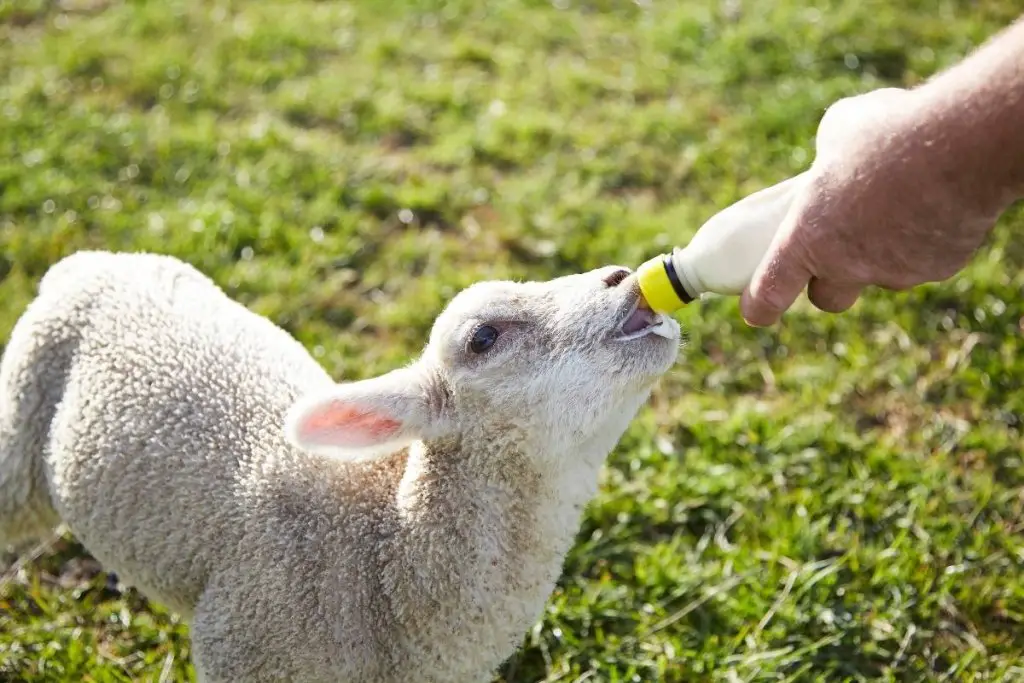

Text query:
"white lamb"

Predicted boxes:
[[0, 250, 680, 682]]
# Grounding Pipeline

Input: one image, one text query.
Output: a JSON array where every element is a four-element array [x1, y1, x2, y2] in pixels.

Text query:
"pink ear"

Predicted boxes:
[[285, 369, 445, 460], [292, 400, 402, 449]]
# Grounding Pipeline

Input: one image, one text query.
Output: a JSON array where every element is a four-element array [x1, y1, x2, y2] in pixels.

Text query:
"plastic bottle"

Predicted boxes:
[[636, 171, 810, 314]]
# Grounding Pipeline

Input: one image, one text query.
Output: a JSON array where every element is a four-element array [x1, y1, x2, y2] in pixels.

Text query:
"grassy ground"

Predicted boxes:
[[2, 0, 1023, 681]]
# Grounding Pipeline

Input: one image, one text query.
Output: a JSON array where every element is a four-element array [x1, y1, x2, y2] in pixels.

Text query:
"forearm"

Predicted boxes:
[[912, 15, 1024, 215]]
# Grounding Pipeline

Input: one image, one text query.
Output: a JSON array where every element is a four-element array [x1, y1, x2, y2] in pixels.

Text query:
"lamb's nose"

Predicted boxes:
[[601, 267, 632, 288]]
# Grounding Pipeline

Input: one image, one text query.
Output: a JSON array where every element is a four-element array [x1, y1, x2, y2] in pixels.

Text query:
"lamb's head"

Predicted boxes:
[[285, 266, 680, 464]]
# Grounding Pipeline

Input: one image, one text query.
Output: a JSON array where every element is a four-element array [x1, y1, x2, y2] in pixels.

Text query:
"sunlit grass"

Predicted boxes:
[[2, 1, 1023, 680]]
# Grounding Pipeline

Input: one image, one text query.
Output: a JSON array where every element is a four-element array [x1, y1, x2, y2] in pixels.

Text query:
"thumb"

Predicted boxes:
[[740, 214, 814, 327]]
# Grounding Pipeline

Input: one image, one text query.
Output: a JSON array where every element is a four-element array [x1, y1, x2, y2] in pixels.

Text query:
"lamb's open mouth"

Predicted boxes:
[[614, 298, 678, 341]]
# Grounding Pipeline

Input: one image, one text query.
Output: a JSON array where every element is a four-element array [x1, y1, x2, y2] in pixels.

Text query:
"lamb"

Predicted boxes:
[[0, 250, 681, 682]]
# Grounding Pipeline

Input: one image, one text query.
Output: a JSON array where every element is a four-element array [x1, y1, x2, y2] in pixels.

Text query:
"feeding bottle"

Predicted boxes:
[[636, 172, 810, 314]]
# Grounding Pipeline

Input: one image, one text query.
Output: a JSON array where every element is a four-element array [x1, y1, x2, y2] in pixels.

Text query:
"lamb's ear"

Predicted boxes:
[[284, 367, 449, 462]]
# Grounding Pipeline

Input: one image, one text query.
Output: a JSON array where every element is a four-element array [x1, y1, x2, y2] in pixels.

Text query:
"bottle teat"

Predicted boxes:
[[637, 171, 810, 315], [636, 253, 695, 313]]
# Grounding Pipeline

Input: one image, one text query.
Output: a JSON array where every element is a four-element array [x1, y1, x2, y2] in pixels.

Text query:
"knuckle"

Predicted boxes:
[[817, 87, 910, 152]]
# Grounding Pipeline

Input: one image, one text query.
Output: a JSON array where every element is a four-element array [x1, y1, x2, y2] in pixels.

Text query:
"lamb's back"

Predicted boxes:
[[34, 251, 337, 613]]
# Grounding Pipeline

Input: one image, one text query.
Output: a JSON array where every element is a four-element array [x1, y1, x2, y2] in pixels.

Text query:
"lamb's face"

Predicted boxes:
[[285, 266, 681, 463], [423, 266, 681, 452]]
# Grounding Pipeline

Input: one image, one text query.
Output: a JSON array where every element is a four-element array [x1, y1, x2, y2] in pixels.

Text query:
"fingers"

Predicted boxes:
[[740, 85, 912, 326], [742, 269, 863, 324], [806, 278, 863, 313], [740, 248, 814, 327]]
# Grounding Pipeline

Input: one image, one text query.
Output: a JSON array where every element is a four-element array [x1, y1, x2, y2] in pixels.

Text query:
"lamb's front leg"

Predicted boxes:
[[188, 568, 382, 683], [189, 581, 291, 683], [190, 601, 253, 683]]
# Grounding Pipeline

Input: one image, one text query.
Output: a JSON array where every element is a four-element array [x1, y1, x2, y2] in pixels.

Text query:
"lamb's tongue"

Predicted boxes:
[[622, 301, 657, 334]]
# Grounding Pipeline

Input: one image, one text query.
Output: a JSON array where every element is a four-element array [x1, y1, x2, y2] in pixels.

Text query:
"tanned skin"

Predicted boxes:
[[741, 15, 1024, 326]]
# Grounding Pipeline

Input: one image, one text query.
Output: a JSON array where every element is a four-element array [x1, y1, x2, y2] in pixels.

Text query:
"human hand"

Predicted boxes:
[[739, 87, 1005, 327]]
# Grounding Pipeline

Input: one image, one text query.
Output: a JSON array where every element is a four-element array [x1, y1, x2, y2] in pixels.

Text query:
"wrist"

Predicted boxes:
[[910, 19, 1024, 216], [886, 84, 1017, 227]]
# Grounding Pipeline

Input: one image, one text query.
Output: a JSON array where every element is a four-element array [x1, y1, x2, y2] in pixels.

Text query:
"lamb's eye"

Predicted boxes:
[[469, 325, 500, 353]]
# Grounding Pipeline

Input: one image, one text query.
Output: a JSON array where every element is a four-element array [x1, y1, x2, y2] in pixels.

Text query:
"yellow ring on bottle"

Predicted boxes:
[[636, 256, 688, 314]]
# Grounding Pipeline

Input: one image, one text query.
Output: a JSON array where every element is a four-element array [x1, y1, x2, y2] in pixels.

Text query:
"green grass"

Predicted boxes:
[[2, 0, 1024, 681]]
